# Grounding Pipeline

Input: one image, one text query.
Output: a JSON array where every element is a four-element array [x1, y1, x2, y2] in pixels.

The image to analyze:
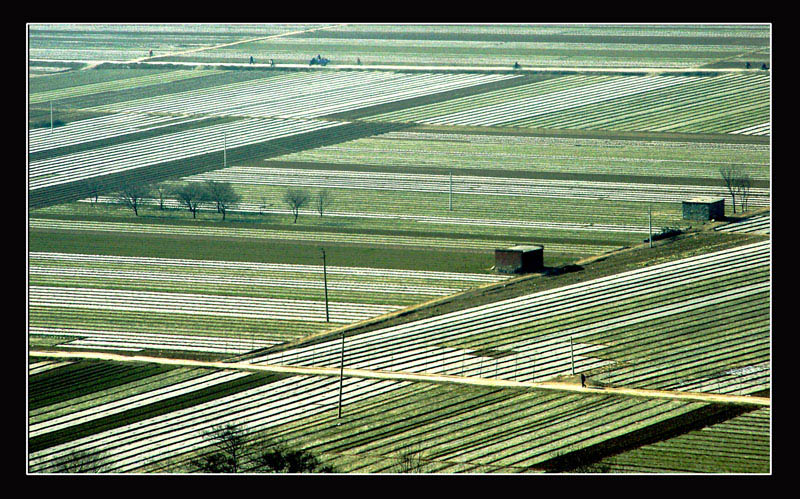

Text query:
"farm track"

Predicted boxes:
[[29, 350, 770, 408], [33, 58, 771, 75]]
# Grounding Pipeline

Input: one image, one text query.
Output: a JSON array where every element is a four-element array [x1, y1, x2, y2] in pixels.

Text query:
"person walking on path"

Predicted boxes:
[[580, 373, 586, 388]]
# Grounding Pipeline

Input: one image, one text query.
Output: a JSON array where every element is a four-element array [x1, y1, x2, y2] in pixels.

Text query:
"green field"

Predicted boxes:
[[28, 23, 771, 474]]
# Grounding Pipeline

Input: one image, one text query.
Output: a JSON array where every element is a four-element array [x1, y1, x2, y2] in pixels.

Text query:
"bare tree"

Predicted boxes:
[[85, 179, 105, 206], [258, 196, 272, 216], [154, 183, 169, 210], [190, 424, 335, 474], [719, 166, 743, 214], [203, 180, 240, 221], [315, 189, 333, 217], [394, 446, 426, 473], [283, 188, 310, 223], [192, 423, 250, 473], [171, 182, 205, 219], [51, 449, 111, 473], [116, 181, 151, 216], [736, 173, 752, 213], [250, 440, 336, 473]]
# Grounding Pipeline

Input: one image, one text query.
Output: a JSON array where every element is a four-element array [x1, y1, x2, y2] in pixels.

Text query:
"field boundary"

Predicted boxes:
[[28, 350, 770, 408], [29, 59, 771, 77]]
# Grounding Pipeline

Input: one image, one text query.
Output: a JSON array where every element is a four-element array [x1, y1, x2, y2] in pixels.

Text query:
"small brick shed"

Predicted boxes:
[[495, 245, 543, 274], [682, 197, 725, 221]]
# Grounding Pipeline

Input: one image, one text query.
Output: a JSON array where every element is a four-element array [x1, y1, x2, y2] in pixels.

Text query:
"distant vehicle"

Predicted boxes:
[[310, 55, 330, 66]]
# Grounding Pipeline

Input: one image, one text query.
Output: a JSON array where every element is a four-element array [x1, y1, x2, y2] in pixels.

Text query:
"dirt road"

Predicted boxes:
[[30, 350, 770, 408], [64, 60, 768, 75]]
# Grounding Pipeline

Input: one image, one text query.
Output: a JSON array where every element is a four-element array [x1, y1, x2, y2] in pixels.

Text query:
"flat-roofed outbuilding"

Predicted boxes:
[[683, 197, 725, 221], [495, 245, 544, 274]]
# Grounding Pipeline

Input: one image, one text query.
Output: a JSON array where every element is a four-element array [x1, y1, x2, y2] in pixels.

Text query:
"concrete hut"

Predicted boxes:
[[682, 197, 725, 221], [494, 245, 544, 274]]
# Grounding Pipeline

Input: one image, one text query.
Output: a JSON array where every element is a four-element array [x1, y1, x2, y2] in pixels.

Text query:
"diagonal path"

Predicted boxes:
[[28, 350, 771, 407]]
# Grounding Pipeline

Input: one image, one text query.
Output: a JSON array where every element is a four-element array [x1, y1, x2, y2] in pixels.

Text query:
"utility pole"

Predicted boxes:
[[337, 330, 345, 420], [649, 203, 653, 248], [50, 101, 53, 134], [514, 353, 518, 381], [321, 248, 329, 323], [449, 171, 453, 211], [570, 337, 575, 375]]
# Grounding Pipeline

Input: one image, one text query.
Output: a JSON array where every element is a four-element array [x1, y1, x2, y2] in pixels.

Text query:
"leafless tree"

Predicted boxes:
[[191, 424, 335, 473], [250, 440, 336, 473], [315, 189, 333, 217], [170, 182, 205, 219], [719, 166, 743, 214], [258, 196, 272, 216], [153, 183, 169, 210], [85, 179, 105, 206], [394, 446, 426, 473], [190, 423, 251, 473], [116, 181, 151, 216], [283, 188, 310, 223], [203, 180, 240, 221], [736, 173, 752, 213], [51, 449, 111, 473]]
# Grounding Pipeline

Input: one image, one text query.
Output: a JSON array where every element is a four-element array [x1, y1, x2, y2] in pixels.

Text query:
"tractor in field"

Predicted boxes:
[[310, 54, 330, 66]]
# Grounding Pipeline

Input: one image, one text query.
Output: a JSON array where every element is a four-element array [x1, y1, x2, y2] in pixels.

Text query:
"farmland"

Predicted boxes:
[[367, 73, 771, 136], [32, 24, 764, 70], [28, 23, 770, 474], [28, 241, 770, 472], [29, 251, 505, 353], [593, 407, 770, 473]]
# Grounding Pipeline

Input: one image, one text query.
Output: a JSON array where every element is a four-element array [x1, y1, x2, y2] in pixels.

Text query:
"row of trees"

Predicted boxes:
[[115, 180, 241, 220], [106, 180, 334, 222], [719, 166, 753, 214], [283, 187, 333, 222]]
